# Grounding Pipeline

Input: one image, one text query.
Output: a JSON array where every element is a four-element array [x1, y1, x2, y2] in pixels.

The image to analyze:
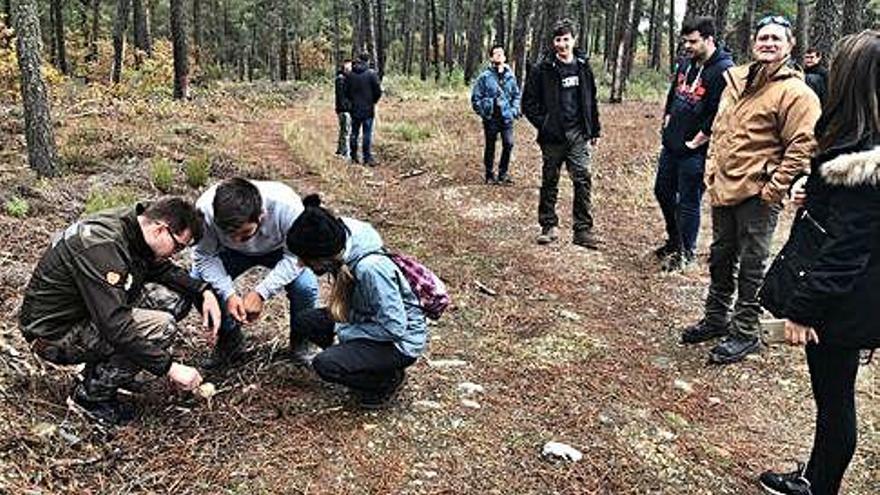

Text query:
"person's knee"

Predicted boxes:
[[311, 351, 343, 382]]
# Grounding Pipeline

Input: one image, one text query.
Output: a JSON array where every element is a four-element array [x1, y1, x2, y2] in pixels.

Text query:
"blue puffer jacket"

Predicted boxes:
[[336, 217, 427, 358], [471, 65, 521, 124]]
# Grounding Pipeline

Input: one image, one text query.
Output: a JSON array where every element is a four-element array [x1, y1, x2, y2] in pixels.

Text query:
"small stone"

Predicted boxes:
[[460, 399, 481, 409], [423, 470, 438, 479], [542, 441, 583, 462], [559, 310, 582, 322], [428, 359, 468, 368], [708, 397, 722, 406], [195, 382, 216, 399], [413, 400, 443, 411], [31, 422, 56, 438], [363, 423, 378, 431], [598, 413, 614, 425], [657, 429, 677, 442], [673, 379, 694, 394], [457, 382, 484, 395]]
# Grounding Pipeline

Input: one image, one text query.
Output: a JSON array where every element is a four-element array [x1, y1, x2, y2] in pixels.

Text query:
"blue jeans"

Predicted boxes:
[[654, 147, 706, 253], [483, 119, 514, 179], [350, 116, 375, 163], [193, 249, 319, 338]]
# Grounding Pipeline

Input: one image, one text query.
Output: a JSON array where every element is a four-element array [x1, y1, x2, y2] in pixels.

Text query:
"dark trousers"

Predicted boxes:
[[205, 249, 318, 343], [350, 116, 375, 163], [294, 308, 416, 394], [704, 196, 780, 337], [538, 130, 594, 232], [654, 148, 706, 253], [482, 119, 514, 180], [804, 344, 861, 495]]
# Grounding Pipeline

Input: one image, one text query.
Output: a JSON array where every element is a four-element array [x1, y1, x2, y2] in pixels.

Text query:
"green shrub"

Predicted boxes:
[[391, 122, 432, 142], [184, 154, 211, 188], [150, 158, 175, 193], [84, 188, 137, 214], [5, 196, 30, 218]]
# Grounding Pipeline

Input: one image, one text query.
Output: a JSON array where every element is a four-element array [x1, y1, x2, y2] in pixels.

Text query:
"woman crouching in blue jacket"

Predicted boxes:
[[285, 194, 427, 409]]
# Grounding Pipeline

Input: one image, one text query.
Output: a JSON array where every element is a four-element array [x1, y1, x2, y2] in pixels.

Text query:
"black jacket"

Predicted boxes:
[[521, 50, 601, 145], [804, 65, 828, 106], [661, 47, 734, 155], [344, 61, 382, 120], [783, 144, 880, 348], [335, 71, 352, 113], [19, 205, 207, 375]]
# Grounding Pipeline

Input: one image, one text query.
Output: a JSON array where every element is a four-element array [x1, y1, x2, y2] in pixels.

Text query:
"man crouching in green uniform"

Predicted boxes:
[[18, 197, 221, 425]]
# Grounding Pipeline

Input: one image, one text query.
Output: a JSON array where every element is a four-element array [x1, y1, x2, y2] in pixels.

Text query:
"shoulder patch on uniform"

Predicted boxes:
[[106, 271, 122, 285]]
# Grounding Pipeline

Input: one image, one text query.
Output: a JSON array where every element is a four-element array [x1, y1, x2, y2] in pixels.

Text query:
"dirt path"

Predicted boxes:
[[0, 88, 877, 494]]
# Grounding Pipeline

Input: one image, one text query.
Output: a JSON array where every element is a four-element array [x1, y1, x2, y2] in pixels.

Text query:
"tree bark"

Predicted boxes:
[[624, 0, 643, 79], [111, 0, 130, 83], [431, 0, 440, 81], [684, 0, 714, 19], [715, 0, 729, 43], [14, 0, 59, 177], [794, 0, 808, 61], [463, 0, 484, 83], [86, 0, 99, 62], [443, 0, 456, 72], [170, 0, 189, 98], [494, 0, 505, 47], [512, 0, 533, 85], [361, 0, 375, 62], [842, 0, 865, 35], [603, 0, 616, 67], [50, 0, 68, 74], [736, 0, 756, 62], [133, 0, 152, 60], [650, 0, 664, 69], [403, 0, 414, 73], [375, 0, 386, 77], [191, 0, 202, 65], [280, 0, 289, 80], [809, 0, 841, 59], [610, 0, 634, 102], [667, 0, 675, 73], [420, 0, 428, 80]]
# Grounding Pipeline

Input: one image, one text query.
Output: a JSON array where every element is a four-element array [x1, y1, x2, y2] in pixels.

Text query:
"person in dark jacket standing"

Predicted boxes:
[[522, 18, 602, 249], [345, 52, 383, 165], [334, 59, 353, 158], [471, 44, 521, 185], [655, 16, 733, 271], [759, 30, 880, 495], [18, 198, 222, 425], [803, 47, 828, 105]]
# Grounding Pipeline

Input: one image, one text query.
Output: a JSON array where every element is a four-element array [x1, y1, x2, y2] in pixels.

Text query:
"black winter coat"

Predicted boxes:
[[345, 62, 382, 119], [783, 144, 880, 348], [521, 50, 601, 145], [335, 71, 351, 113]]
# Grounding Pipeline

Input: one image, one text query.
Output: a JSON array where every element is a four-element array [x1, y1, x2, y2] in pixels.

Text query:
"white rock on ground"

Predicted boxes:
[[457, 382, 485, 395], [427, 359, 468, 368], [542, 441, 583, 462], [460, 399, 481, 409]]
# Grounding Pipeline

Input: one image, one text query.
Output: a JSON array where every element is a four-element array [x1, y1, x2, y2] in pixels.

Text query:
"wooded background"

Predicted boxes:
[[2, 0, 878, 176]]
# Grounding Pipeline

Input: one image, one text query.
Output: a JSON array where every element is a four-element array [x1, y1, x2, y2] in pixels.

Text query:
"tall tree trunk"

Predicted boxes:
[[170, 0, 188, 98], [280, 0, 289, 80], [625, 0, 643, 79], [50, 0, 67, 73], [647, 0, 657, 55], [842, 0, 865, 35], [736, 0, 756, 62], [403, 0, 414, 73], [14, 0, 59, 177], [794, 0, 808, 61], [667, 0, 676, 73], [111, 0, 130, 83], [494, 0, 505, 47], [420, 0, 428, 80], [464, 0, 484, 83], [511, 0, 533, 85], [684, 0, 714, 19], [443, 0, 455, 72], [809, 0, 841, 58], [361, 0, 375, 62], [332, 0, 341, 67], [603, 1, 616, 68], [352, 0, 361, 55], [191, 0, 201, 65], [375, 0, 386, 77], [610, 0, 634, 102], [133, 0, 152, 61], [715, 0, 729, 43], [431, 0, 439, 81], [650, 0, 664, 69], [86, 0, 99, 62]]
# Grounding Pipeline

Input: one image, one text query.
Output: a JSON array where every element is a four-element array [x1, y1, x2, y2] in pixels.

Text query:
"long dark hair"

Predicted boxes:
[[817, 30, 880, 153]]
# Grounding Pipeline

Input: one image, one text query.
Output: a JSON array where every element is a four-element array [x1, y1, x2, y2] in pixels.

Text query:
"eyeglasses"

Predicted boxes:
[[756, 15, 791, 30], [161, 224, 191, 252]]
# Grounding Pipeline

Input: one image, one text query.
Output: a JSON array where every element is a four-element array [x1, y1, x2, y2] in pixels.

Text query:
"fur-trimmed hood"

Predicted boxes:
[[820, 146, 880, 187]]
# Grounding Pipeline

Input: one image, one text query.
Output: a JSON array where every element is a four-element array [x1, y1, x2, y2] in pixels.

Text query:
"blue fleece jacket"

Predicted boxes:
[[471, 65, 521, 125]]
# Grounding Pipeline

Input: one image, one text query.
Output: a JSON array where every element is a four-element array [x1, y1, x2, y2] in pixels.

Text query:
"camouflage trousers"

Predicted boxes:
[[31, 284, 184, 402]]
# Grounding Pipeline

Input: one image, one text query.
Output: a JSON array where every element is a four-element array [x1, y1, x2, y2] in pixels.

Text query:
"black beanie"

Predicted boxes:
[[287, 194, 347, 259]]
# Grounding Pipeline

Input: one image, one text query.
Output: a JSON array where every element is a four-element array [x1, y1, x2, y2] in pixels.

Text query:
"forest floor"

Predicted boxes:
[[0, 80, 877, 494]]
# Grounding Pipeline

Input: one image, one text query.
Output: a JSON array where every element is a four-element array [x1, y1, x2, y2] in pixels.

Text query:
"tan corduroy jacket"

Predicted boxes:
[[705, 60, 821, 207]]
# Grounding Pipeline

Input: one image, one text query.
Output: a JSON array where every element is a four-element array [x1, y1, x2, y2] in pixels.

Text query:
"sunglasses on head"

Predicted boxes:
[[756, 15, 791, 30]]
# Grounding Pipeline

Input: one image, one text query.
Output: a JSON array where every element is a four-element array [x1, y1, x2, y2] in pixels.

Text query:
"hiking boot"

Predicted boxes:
[[759, 463, 812, 495], [496, 175, 514, 186], [572, 229, 600, 250], [653, 240, 679, 259], [681, 319, 728, 344], [201, 326, 246, 370], [69, 388, 136, 426], [536, 226, 559, 245], [710, 333, 761, 364], [661, 250, 696, 272], [359, 371, 406, 410], [484, 174, 497, 185]]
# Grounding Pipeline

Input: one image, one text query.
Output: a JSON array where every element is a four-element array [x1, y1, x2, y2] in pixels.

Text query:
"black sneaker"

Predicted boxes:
[[710, 334, 761, 364], [653, 240, 679, 259], [662, 250, 696, 272], [359, 371, 406, 410], [496, 175, 514, 186], [201, 326, 246, 370], [69, 390, 136, 426], [484, 175, 497, 185], [572, 229, 600, 250], [759, 463, 812, 495], [681, 319, 728, 344]]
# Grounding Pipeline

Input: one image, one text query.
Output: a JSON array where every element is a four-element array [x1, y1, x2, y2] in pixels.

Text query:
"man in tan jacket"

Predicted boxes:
[[680, 15, 821, 364]]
